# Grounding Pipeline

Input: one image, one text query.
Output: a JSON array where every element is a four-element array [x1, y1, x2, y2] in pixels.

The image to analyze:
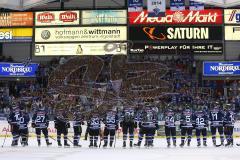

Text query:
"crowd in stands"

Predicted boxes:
[[0, 55, 240, 121]]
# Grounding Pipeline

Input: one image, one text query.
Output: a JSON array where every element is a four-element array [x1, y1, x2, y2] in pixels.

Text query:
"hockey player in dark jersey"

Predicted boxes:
[[164, 108, 177, 147], [8, 104, 21, 146], [120, 107, 136, 148], [102, 109, 118, 148], [193, 109, 208, 147], [223, 106, 235, 146], [135, 107, 158, 147], [18, 108, 30, 147], [179, 107, 193, 147], [209, 104, 224, 146], [87, 112, 101, 148], [32, 104, 52, 146], [72, 110, 84, 147], [54, 110, 70, 147]]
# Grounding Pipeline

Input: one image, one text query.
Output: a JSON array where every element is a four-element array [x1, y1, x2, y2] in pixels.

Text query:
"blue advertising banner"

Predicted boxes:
[[0, 63, 39, 77], [128, 0, 143, 12], [170, 0, 185, 11], [147, 0, 166, 17], [189, 0, 204, 11], [203, 61, 240, 76]]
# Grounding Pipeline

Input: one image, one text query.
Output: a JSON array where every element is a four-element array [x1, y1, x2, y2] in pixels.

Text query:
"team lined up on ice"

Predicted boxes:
[[7, 100, 235, 148]]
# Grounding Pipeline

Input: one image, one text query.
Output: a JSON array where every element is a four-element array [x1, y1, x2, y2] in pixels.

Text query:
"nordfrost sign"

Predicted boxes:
[[203, 62, 240, 76], [0, 63, 39, 77]]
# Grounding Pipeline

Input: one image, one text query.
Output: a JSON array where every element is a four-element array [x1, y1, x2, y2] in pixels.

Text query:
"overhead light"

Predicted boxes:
[[0, 0, 57, 10], [194, 0, 240, 8]]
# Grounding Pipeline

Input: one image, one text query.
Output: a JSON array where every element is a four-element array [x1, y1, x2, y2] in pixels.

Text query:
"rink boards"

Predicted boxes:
[[1, 121, 240, 138]]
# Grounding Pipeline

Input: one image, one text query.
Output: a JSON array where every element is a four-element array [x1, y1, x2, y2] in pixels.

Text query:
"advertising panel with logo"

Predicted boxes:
[[0, 63, 39, 77], [203, 61, 240, 76], [35, 26, 127, 42], [129, 9, 222, 25], [170, 0, 185, 11], [34, 43, 127, 56], [0, 28, 32, 42], [129, 26, 223, 41], [224, 9, 240, 24], [35, 11, 80, 26], [0, 12, 33, 27], [130, 43, 223, 54], [128, 0, 143, 12], [82, 10, 127, 25], [225, 26, 240, 40]]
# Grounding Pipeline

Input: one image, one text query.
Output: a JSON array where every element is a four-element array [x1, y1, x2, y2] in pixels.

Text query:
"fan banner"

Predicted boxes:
[[189, 0, 204, 11], [128, 0, 143, 12], [147, 0, 166, 17], [170, 0, 185, 11]]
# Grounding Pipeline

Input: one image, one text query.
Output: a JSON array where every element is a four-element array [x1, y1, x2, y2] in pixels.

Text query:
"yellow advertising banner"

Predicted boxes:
[[0, 28, 32, 42]]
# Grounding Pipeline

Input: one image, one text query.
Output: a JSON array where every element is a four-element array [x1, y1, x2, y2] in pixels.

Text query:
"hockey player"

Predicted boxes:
[[72, 110, 84, 147], [179, 107, 193, 147], [32, 104, 52, 146], [223, 106, 235, 146], [209, 104, 224, 146], [8, 104, 21, 146], [102, 109, 118, 148], [164, 108, 177, 147], [18, 108, 30, 147], [87, 112, 101, 148], [135, 107, 158, 147], [120, 107, 136, 148], [193, 109, 208, 147], [54, 110, 70, 147]]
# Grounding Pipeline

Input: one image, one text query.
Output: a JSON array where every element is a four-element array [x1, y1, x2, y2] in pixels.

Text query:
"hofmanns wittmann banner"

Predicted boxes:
[[147, 0, 166, 17], [130, 43, 223, 55], [129, 26, 223, 41]]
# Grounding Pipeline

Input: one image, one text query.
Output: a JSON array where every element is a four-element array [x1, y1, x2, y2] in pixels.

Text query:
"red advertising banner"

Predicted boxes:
[[129, 9, 223, 25]]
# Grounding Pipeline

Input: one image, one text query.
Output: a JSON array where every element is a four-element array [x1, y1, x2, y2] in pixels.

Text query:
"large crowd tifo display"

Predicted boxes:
[[48, 55, 172, 114]]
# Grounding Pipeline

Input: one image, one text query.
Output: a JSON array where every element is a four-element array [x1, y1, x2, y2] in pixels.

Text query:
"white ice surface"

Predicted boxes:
[[0, 137, 240, 160]]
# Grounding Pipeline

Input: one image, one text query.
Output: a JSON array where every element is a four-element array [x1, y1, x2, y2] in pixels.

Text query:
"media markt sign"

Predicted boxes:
[[129, 9, 222, 24]]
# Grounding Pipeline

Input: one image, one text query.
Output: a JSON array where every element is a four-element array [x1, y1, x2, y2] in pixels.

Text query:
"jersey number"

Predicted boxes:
[[196, 118, 204, 125], [36, 116, 45, 123]]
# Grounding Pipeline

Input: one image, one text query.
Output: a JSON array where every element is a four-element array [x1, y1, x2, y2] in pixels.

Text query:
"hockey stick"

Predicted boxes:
[[67, 137, 74, 145], [114, 134, 117, 148], [2, 130, 7, 148], [49, 135, 57, 141]]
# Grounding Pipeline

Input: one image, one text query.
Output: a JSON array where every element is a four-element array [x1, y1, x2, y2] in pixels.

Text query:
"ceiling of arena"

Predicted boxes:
[[0, 0, 240, 10]]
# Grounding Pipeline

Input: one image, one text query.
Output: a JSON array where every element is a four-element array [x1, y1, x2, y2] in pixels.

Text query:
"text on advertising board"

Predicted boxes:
[[0, 12, 33, 27], [129, 26, 222, 41], [35, 26, 127, 42], [0, 63, 39, 77], [130, 43, 223, 55], [34, 43, 127, 56], [225, 26, 240, 40], [129, 9, 222, 24], [203, 62, 240, 76], [35, 11, 80, 26], [224, 9, 240, 24], [81, 10, 127, 25], [0, 28, 32, 42]]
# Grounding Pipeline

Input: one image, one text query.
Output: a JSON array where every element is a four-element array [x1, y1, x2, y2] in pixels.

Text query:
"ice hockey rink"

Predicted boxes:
[[0, 137, 240, 160]]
